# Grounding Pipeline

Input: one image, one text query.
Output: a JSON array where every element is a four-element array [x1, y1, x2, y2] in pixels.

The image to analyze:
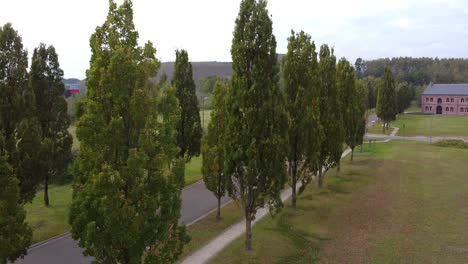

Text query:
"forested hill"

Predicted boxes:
[[158, 61, 233, 84], [359, 57, 468, 85]]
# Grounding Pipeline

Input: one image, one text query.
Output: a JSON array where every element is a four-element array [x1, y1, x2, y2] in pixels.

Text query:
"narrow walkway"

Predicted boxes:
[[181, 149, 352, 264]]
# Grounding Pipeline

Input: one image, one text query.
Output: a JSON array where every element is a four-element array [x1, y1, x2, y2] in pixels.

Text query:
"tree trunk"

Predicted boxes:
[[216, 197, 221, 220], [44, 175, 49, 207], [318, 165, 323, 189], [337, 160, 341, 172], [351, 147, 355, 162], [245, 214, 252, 251]]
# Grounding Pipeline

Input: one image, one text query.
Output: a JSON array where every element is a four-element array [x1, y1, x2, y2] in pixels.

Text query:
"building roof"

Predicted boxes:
[[422, 83, 468, 95]]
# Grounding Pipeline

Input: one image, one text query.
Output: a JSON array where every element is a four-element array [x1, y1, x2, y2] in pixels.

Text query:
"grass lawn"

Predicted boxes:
[[25, 185, 72, 244], [209, 141, 468, 263], [367, 114, 468, 137]]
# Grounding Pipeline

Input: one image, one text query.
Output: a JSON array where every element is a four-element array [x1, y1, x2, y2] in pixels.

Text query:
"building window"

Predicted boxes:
[[430, 98, 433, 102], [425, 106, 429, 111], [461, 108, 464, 112], [466, 108, 468, 112], [426, 98, 429, 102], [451, 98, 454, 102], [430, 106, 432, 111], [446, 98, 450, 102], [446, 107, 449, 112], [450, 107, 454, 112], [462, 99, 465, 103]]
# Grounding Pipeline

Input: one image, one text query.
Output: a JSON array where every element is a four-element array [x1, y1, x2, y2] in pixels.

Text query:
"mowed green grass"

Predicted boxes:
[[210, 141, 468, 263], [367, 114, 468, 137], [25, 185, 72, 243]]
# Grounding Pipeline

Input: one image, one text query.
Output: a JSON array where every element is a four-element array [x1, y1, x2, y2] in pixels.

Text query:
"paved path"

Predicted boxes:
[[16, 181, 231, 264], [180, 149, 353, 264]]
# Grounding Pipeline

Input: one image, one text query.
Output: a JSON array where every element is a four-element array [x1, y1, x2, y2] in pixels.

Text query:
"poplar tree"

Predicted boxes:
[[337, 59, 366, 160], [30, 44, 72, 206], [69, 1, 189, 263], [282, 30, 321, 211], [317, 45, 342, 187], [226, 0, 288, 251], [0, 23, 41, 203], [376, 67, 397, 131], [172, 49, 202, 162], [202, 80, 228, 220], [0, 137, 32, 264]]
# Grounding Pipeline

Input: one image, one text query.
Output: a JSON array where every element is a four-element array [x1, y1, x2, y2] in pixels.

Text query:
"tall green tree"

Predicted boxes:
[[69, 1, 189, 263], [0, 137, 32, 264], [396, 82, 412, 114], [376, 67, 397, 131], [365, 76, 378, 109], [337, 59, 366, 161], [0, 23, 41, 203], [202, 80, 228, 220], [317, 45, 342, 187], [282, 30, 321, 211], [172, 49, 202, 162], [226, 0, 288, 251], [30, 44, 73, 207]]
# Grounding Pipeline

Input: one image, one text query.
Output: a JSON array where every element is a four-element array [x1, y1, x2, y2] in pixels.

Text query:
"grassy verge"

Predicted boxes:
[[25, 185, 72, 244], [180, 201, 243, 260], [210, 141, 468, 263]]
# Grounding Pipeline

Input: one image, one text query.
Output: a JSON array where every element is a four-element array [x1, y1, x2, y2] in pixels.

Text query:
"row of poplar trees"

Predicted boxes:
[[201, 0, 368, 252], [0, 24, 72, 262]]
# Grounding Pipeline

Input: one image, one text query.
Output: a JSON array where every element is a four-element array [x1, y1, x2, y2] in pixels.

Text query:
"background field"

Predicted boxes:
[[368, 114, 468, 137], [210, 141, 468, 263]]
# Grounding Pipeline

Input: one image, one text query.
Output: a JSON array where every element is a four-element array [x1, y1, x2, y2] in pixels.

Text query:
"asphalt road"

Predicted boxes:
[[16, 180, 231, 264]]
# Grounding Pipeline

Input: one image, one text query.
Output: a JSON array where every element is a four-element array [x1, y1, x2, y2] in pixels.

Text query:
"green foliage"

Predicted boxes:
[[202, 80, 229, 218], [282, 30, 322, 208], [434, 139, 468, 149], [0, 142, 32, 264], [172, 49, 202, 162], [318, 45, 343, 178], [376, 68, 397, 130], [69, 1, 188, 263], [0, 23, 42, 203], [364, 76, 379, 109], [199, 76, 219, 94], [30, 44, 73, 205], [226, 0, 288, 250], [396, 82, 414, 114], [337, 59, 366, 158], [361, 57, 468, 86]]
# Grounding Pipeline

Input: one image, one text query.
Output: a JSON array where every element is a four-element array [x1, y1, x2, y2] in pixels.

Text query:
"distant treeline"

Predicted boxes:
[[357, 57, 468, 86]]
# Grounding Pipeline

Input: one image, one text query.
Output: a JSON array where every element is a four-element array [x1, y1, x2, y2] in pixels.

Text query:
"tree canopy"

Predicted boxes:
[[69, 1, 189, 263], [226, 0, 288, 251], [172, 49, 202, 162], [282, 30, 322, 211], [376, 68, 397, 131], [202, 80, 229, 219], [30, 44, 73, 206]]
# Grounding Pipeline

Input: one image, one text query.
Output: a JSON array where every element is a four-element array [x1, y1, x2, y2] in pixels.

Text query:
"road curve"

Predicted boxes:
[[16, 180, 231, 264]]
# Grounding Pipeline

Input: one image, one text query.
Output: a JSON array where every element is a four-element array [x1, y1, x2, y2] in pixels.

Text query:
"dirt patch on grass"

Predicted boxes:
[[318, 160, 401, 264]]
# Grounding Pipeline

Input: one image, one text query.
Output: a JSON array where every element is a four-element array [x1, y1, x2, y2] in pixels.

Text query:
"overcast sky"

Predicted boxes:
[[1, 0, 467, 79]]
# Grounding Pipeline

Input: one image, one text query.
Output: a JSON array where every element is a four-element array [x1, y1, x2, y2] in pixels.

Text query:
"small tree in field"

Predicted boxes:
[[377, 67, 397, 132], [282, 30, 321, 211], [30, 44, 73, 207], [202, 80, 228, 220], [226, 0, 288, 251]]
